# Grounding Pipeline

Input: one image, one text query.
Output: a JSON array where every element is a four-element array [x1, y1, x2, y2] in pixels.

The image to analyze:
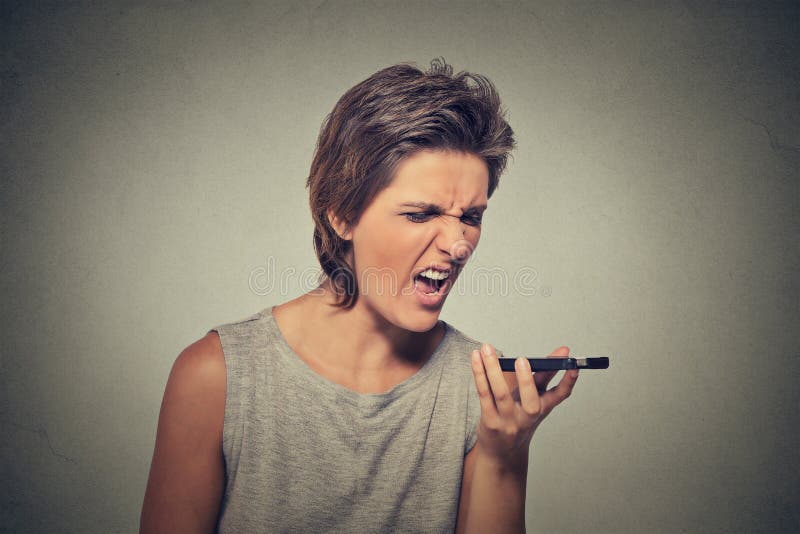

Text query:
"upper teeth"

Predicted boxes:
[[419, 268, 450, 280]]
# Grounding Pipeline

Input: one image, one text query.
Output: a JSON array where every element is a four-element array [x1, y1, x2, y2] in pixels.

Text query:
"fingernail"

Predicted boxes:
[[481, 344, 491, 357]]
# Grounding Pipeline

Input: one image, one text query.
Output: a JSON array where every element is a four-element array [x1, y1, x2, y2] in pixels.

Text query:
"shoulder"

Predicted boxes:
[[443, 322, 506, 359], [152, 331, 227, 463], [162, 332, 227, 425], [171, 331, 226, 388], [443, 322, 481, 350], [210, 309, 265, 338], [436, 323, 485, 393]]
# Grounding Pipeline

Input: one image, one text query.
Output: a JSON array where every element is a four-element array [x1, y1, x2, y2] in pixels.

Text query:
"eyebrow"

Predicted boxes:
[[399, 201, 487, 212]]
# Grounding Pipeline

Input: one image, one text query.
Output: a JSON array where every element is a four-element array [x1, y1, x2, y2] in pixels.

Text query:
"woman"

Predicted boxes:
[[140, 58, 578, 533]]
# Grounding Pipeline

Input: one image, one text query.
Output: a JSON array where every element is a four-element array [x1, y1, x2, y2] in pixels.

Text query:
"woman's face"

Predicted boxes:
[[334, 149, 489, 332]]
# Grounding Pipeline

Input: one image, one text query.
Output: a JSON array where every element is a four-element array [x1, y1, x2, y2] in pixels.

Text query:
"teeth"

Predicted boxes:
[[418, 268, 450, 280]]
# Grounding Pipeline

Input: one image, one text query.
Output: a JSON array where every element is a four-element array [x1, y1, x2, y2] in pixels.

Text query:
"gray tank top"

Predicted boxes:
[[207, 306, 485, 533]]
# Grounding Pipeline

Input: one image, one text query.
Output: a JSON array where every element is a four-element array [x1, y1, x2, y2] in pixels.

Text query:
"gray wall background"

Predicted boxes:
[[2, 1, 798, 533]]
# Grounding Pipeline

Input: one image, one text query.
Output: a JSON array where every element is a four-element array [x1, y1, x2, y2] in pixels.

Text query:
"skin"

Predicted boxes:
[[139, 148, 579, 533], [457, 344, 578, 533], [140, 333, 226, 533], [272, 148, 490, 393]]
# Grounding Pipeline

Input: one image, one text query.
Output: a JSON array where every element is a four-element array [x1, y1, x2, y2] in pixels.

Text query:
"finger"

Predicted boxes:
[[514, 357, 542, 419], [470, 349, 499, 422], [533, 370, 557, 394], [540, 366, 579, 414], [480, 343, 515, 418], [534, 345, 570, 393]]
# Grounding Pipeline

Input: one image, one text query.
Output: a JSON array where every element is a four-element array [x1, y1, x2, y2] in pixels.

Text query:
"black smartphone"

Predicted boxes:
[[498, 357, 610, 372]]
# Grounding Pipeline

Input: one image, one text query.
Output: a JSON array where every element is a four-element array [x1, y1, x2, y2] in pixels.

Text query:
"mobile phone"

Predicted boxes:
[[498, 357, 610, 372]]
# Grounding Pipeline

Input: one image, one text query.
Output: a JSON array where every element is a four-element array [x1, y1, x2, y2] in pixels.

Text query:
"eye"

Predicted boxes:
[[403, 211, 483, 225], [461, 214, 483, 226], [404, 212, 435, 223]]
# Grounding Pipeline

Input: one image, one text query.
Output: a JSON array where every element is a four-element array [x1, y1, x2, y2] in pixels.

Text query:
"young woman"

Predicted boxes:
[[140, 58, 579, 533]]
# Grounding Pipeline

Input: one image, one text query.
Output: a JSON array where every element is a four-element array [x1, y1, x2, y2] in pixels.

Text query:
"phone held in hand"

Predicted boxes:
[[498, 357, 610, 372]]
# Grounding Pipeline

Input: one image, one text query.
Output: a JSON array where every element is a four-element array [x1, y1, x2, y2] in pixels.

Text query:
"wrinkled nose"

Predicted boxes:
[[436, 216, 474, 264]]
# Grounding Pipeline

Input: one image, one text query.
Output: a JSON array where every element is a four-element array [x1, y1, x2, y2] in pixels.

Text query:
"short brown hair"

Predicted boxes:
[[306, 57, 516, 309]]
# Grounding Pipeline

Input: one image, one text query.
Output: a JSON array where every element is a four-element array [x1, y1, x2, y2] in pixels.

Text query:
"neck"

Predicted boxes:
[[307, 279, 442, 369], [276, 279, 442, 373]]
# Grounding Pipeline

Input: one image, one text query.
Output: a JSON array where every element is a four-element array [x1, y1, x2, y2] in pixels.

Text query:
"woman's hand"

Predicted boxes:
[[470, 343, 579, 469]]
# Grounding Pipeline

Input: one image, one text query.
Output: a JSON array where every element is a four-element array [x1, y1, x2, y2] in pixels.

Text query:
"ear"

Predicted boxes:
[[327, 209, 353, 241]]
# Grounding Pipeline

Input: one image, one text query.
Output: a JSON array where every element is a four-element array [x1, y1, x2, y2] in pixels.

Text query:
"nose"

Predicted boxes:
[[435, 215, 474, 264]]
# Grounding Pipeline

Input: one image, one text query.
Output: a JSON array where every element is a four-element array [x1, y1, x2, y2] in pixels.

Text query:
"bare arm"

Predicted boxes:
[[140, 332, 227, 533], [457, 344, 578, 534], [456, 441, 527, 533]]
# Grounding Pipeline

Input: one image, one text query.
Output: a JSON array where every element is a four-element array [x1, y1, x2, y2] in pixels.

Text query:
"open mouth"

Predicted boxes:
[[414, 269, 451, 295]]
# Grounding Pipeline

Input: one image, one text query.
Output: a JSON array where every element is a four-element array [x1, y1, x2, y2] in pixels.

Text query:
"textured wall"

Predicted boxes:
[[1, 1, 798, 533]]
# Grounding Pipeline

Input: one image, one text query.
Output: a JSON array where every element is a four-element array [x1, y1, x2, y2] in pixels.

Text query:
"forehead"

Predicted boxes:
[[381, 150, 489, 204]]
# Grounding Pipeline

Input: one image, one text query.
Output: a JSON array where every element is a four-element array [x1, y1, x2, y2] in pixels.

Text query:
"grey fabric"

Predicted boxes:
[[208, 306, 485, 533]]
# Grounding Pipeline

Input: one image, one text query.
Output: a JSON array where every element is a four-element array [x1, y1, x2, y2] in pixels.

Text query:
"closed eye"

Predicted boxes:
[[404, 212, 435, 223], [462, 214, 483, 226], [404, 212, 482, 225]]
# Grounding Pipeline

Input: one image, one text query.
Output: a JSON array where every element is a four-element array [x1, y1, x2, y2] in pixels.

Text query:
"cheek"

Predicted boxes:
[[462, 229, 481, 260], [462, 226, 481, 245], [353, 221, 423, 265], [469, 227, 481, 244]]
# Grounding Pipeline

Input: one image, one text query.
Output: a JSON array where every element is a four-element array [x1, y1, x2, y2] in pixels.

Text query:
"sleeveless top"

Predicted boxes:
[[207, 306, 488, 533]]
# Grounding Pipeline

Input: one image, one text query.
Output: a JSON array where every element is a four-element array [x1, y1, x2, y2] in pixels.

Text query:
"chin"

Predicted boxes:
[[399, 306, 444, 333], [403, 318, 439, 333], [367, 294, 445, 333]]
